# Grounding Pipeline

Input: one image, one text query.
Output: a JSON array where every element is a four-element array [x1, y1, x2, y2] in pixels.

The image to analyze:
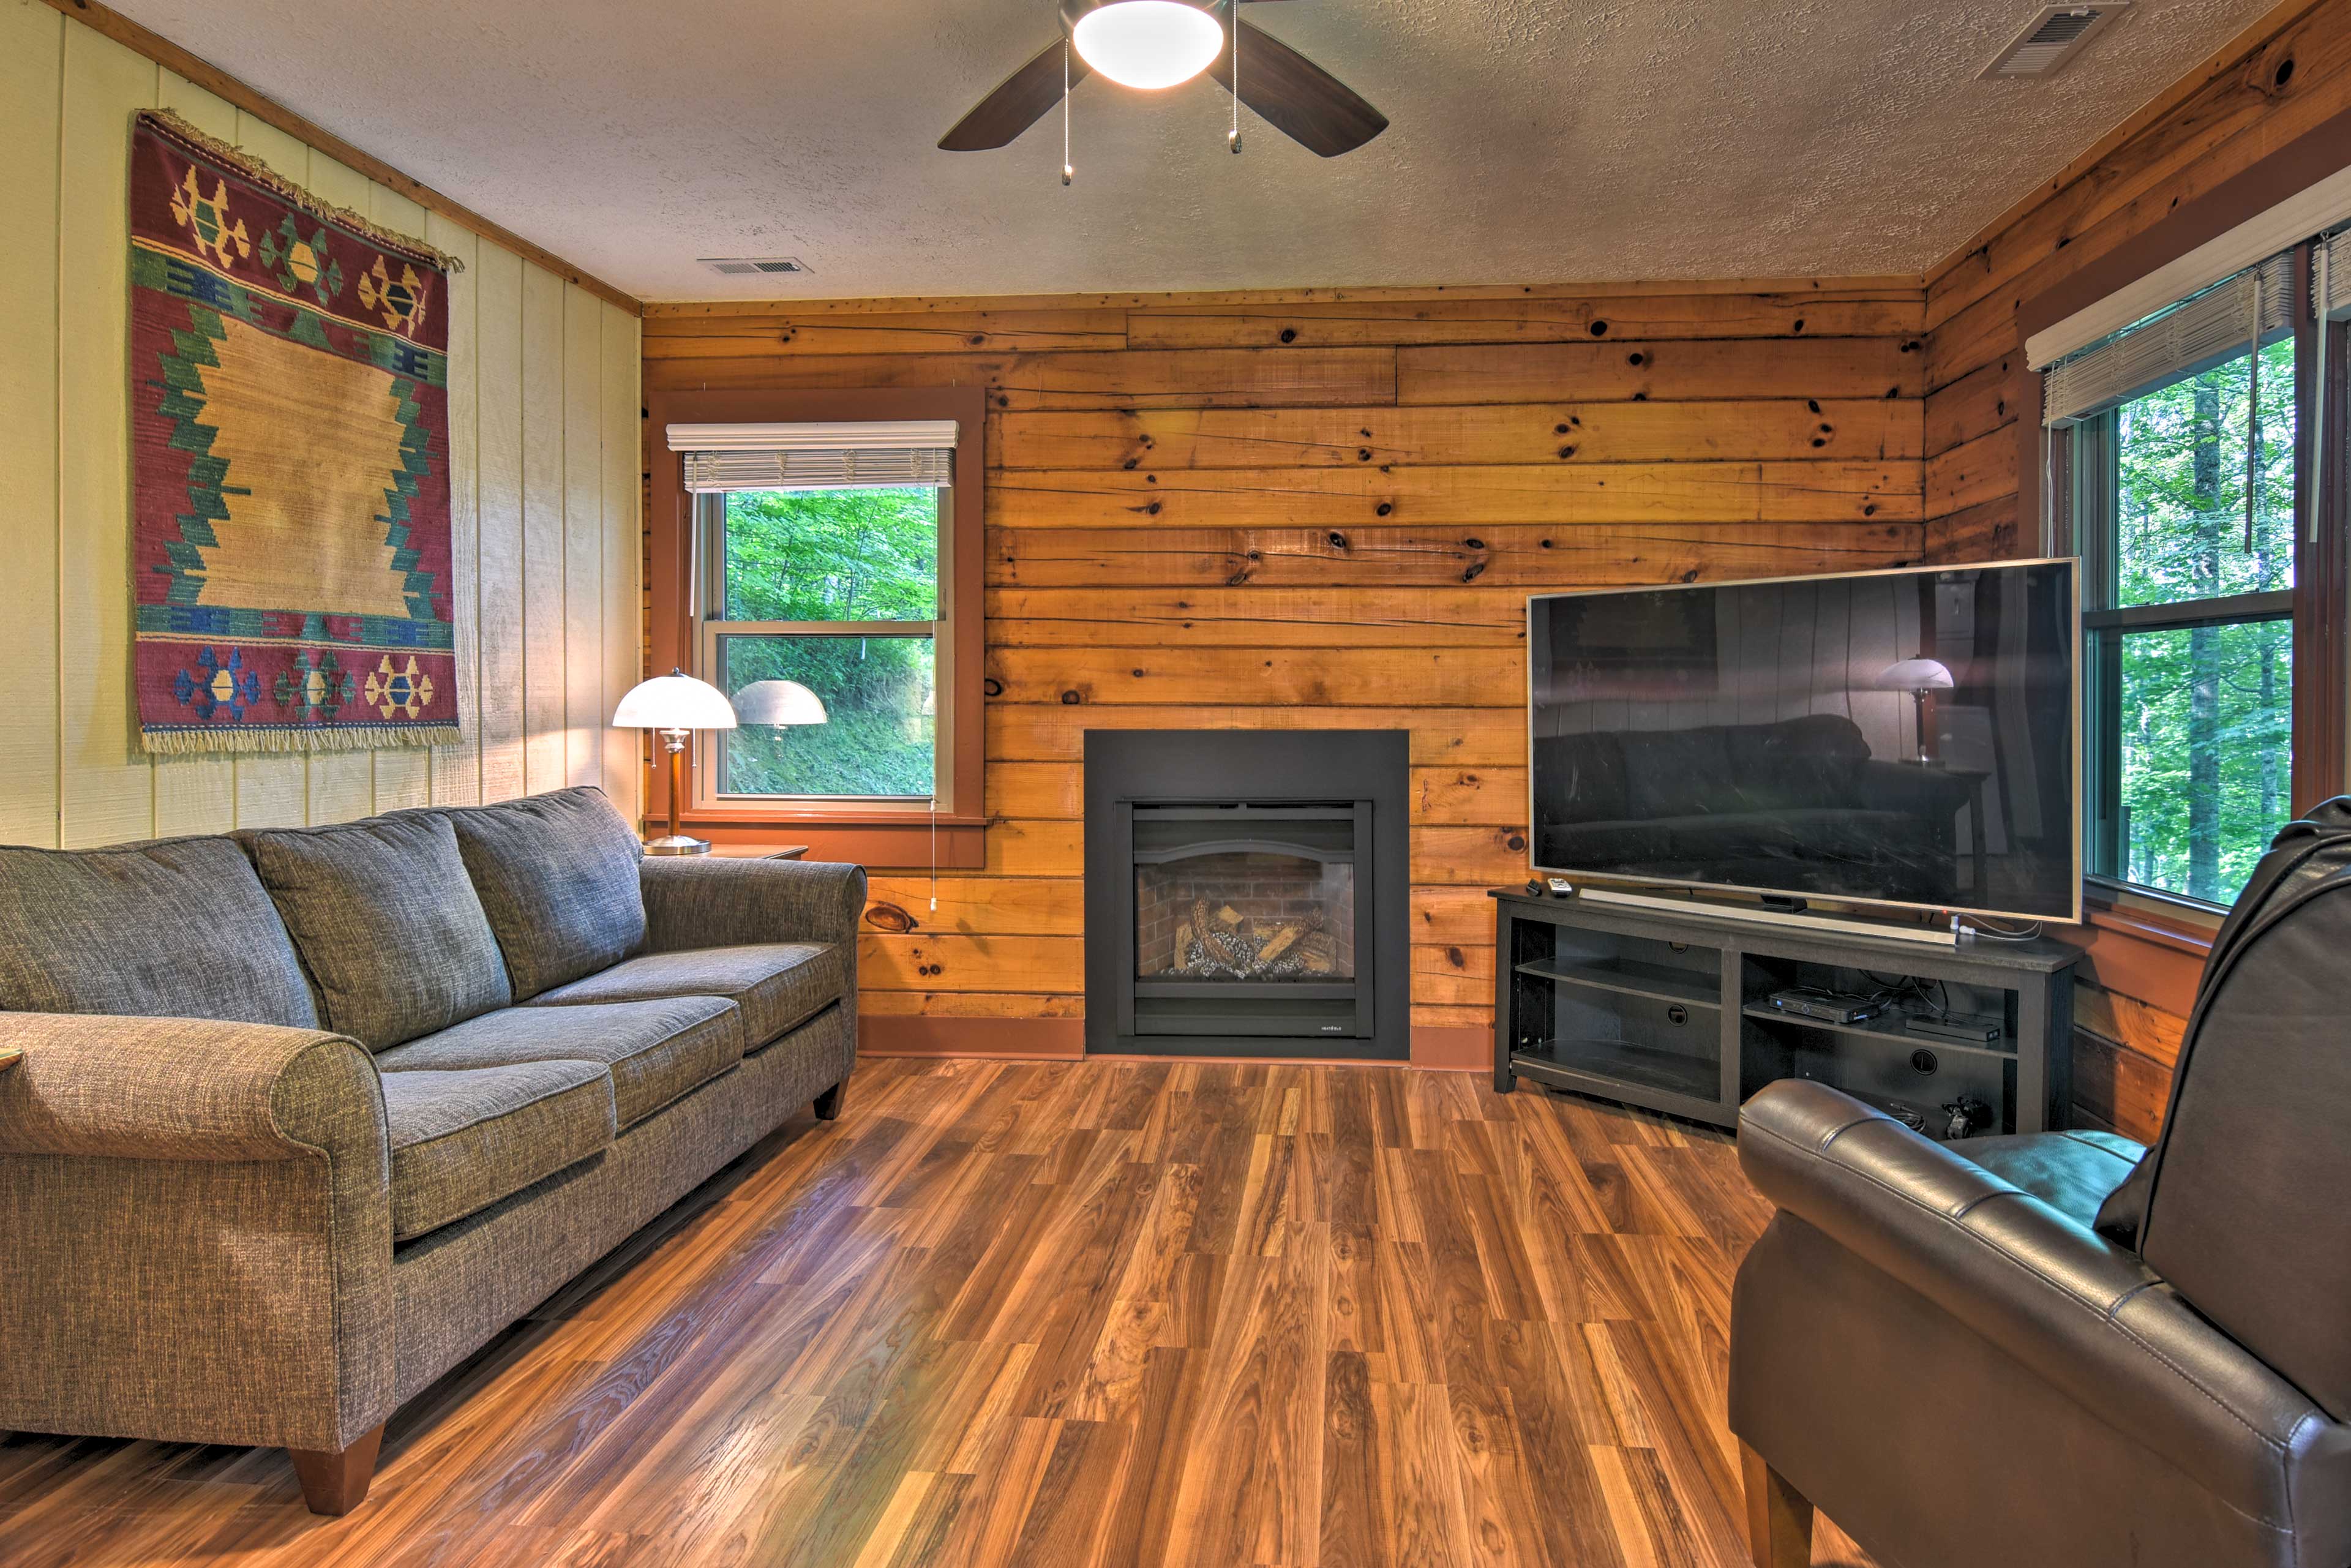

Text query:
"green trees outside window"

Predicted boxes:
[[708, 486, 942, 800], [2095, 337, 2297, 904]]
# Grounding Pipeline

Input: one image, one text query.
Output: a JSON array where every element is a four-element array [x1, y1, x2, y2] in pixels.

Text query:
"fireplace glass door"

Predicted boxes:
[[1137, 852, 1356, 983], [1126, 806, 1370, 1040]]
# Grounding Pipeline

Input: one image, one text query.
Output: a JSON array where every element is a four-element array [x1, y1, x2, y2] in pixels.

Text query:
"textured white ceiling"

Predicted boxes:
[[107, 0, 2277, 301]]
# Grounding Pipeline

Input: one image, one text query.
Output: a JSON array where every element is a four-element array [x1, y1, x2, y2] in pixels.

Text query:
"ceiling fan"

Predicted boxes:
[[939, 0, 1388, 159]]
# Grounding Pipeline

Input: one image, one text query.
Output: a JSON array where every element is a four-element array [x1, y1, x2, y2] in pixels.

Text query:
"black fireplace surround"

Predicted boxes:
[[1084, 730, 1409, 1059]]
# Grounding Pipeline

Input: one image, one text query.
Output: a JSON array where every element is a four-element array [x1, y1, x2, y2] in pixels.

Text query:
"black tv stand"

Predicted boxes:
[[1490, 887, 2079, 1136]]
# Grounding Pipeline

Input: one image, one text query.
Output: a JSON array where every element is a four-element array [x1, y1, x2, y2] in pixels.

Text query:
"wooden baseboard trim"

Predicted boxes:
[[858, 1015, 1087, 1060], [856, 1013, 1486, 1070], [1410, 1025, 1491, 1071]]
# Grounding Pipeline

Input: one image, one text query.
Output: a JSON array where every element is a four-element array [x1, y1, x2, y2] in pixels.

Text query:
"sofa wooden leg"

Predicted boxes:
[[1741, 1441, 1813, 1568], [288, 1425, 383, 1516], [812, 1081, 846, 1120]]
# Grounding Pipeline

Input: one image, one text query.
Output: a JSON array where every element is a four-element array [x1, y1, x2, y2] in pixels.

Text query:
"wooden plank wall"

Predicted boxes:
[[645, 281, 1929, 1057], [1921, 0, 2351, 1136], [0, 0, 642, 847]]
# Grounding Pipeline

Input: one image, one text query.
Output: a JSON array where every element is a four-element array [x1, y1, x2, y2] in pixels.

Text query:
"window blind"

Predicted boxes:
[[2320, 227, 2351, 321], [2042, 253, 2295, 427], [666, 419, 958, 492]]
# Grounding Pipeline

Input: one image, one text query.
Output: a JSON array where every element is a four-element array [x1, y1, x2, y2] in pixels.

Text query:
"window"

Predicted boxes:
[[641, 388, 988, 866], [700, 484, 948, 801], [2048, 238, 2347, 909]]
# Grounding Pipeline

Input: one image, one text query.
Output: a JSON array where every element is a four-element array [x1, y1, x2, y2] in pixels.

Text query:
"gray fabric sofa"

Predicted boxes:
[[0, 786, 861, 1514]]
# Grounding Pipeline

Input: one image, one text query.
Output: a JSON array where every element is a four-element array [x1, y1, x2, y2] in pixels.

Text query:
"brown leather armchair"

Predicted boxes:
[[1731, 804, 2351, 1566], [1730, 1082, 2351, 1567]]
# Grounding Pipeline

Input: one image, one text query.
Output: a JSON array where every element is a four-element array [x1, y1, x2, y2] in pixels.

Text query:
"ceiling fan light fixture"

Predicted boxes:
[[1069, 0, 1224, 91]]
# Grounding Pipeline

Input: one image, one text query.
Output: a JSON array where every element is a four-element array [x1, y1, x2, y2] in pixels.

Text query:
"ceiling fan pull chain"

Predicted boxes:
[[1062, 39, 1074, 186], [1230, 5, 1243, 153]]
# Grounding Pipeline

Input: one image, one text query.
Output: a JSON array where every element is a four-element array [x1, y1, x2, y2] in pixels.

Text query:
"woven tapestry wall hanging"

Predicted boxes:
[[130, 110, 463, 755]]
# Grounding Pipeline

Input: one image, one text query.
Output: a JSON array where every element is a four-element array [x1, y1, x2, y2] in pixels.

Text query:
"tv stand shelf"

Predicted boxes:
[[1511, 955, 1721, 1009], [1491, 888, 2079, 1137], [1733, 1004, 2015, 1059]]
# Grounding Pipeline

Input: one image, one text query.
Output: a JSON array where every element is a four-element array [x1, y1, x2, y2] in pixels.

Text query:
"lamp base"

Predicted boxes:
[[642, 835, 713, 857]]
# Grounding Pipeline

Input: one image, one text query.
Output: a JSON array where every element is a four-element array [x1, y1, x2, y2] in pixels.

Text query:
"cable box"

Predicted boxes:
[[1767, 988, 1883, 1025], [1903, 1011, 2003, 1044]]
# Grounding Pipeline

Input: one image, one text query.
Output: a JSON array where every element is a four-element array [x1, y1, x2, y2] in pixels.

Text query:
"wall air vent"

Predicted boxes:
[[1979, 3, 2130, 79], [697, 257, 811, 277]]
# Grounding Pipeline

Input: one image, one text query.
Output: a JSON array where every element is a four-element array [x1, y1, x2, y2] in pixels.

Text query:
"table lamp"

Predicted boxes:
[[1873, 658, 1954, 765], [613, 669, 737, 855]]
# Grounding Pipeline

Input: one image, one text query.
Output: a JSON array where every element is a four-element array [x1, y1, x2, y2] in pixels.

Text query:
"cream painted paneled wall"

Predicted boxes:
[[0, 0, 641, 847]]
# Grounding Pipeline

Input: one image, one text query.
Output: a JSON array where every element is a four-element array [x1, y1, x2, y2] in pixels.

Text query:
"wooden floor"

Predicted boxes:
[[0, 1059, 1872, 1567]]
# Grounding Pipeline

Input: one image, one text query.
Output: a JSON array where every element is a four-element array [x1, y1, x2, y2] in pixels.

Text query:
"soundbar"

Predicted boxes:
[[1560, 883, 1964, 947]]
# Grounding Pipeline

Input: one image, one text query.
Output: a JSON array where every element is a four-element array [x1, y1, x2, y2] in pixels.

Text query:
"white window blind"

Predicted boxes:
[[2042, 253, 2295, 428], [2319, 228, 2350, 321], [666, 419, 958, 492]]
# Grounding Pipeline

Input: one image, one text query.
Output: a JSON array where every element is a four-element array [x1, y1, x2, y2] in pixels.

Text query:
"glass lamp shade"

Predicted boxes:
[[731, 678, 830, 727], [1071, 0, 1224, 89], [1873, 658, 1955, 692], [612, 670, 738, 731]]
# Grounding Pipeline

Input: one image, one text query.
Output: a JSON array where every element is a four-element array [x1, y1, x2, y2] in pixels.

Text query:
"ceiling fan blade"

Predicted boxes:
[[939, 37, 1090, 151], [1206, 17, 1387, 157]]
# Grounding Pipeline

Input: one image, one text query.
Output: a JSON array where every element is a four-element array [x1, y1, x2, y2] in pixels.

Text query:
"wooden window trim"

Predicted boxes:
[[645, 385, 988, 868], [2015, 102, 2351, 923], [2082, 883, 2219, 949], [2012, 97, 2351, 549]]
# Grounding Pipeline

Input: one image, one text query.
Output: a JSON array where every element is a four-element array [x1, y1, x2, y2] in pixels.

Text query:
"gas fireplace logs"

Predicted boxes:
[[1166, 906, 1334, 980]]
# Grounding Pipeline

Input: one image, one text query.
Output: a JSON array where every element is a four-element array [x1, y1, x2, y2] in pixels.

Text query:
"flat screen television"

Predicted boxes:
[[1528, 560, 2080, 923]]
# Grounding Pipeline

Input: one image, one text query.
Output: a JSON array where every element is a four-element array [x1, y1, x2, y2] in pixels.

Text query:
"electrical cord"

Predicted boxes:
[[1956, 917, 2043, 943]]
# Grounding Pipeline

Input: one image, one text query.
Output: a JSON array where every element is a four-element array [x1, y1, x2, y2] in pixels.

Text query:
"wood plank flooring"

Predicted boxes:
[[0, 1059, 1873, 1567]]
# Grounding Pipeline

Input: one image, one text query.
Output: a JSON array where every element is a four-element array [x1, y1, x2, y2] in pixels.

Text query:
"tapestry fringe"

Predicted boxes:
[[143, 724, 467, 759], [137, 110, 467, 274]]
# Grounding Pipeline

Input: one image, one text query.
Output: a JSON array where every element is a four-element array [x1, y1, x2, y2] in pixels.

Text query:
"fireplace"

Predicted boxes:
[[1084, 731, 1408, 1059]]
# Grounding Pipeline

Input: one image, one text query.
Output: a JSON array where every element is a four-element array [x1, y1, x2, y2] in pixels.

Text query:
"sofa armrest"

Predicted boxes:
[[0, 1012, 394, 1453], [639, 855, 868, 953], [1738, 1081, 2348, 1524], [0, 1011, 380, 1162]]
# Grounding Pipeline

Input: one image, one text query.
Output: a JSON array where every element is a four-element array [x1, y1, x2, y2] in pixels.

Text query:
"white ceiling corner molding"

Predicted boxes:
[[2027, 161, 2351, 370]]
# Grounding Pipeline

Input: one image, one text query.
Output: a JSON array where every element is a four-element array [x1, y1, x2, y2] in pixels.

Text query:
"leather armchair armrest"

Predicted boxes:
[[1739, 1081, 2351, 1532], [639, 856, 868, 953], [0, 1011, 383, 1163]]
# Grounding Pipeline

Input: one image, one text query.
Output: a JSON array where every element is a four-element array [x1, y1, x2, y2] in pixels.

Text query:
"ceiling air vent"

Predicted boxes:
[[697, 257, 811, 277], [1980, 3, 2130, 79]]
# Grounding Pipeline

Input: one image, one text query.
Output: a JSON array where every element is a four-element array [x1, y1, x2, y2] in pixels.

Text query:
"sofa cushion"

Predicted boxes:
[[377, 996, 744, 1129], [1724, 713, 1871, 812], [380, 1061, 615, 1241], [244, 814, 512, 1051], [439, 787, 647, 1001], [525, 943, 845, 1051], [0, 837, 318, 1028], [1619, 726, 1734, 821]]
